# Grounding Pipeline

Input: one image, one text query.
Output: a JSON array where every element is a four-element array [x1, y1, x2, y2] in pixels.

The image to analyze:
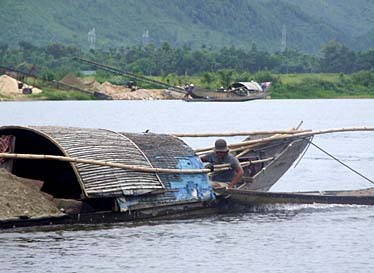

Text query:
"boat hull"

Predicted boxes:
[[224, 188, 374, 206], [185, 89, 268, 102], [185, 93, 267, 102], [0, 200, 219, 229], [239, 137, 311, 191]]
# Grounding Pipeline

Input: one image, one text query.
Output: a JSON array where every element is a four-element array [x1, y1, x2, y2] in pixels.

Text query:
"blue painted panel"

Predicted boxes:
[[169, 156, 215, 202], [116, 156, 215, 211], [116, 197, 139, 212]]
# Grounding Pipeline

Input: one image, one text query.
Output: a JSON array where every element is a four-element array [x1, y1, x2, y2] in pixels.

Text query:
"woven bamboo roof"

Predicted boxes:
[[0, 126, 196, 198]]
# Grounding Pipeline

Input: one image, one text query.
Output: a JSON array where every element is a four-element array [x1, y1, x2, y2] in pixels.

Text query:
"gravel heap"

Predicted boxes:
[[0, 74, 42, 98], [0, 169, 63, 220], [61, 73, 183, 100]]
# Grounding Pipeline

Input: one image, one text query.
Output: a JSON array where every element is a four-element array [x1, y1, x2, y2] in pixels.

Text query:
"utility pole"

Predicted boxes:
[[88, 28, 96, 50], [281, 24, 287, 52], [142, 29, 149, 46], [281, 25, 288, 74]]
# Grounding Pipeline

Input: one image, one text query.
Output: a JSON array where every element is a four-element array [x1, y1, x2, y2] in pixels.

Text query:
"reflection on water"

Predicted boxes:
[[1, 99, 374, 272]]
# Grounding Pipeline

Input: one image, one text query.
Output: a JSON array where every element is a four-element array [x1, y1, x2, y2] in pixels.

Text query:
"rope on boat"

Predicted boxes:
[[0, 152, 273, 174], [308, 141, 374, 185], [293, 135, 314, 168]]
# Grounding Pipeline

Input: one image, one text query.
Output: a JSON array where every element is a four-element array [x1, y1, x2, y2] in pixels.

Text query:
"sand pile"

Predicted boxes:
[[114, 88, 183, 100], [0, 169, 63, 220], [98, 82, 184, 100], [0, 75, 42, 98], [82, 79, 102, 91], [101, 81, 128, 94], [0, 75, 18, 95], [60, 73, 88, 90], [60, 73, 184, 100]]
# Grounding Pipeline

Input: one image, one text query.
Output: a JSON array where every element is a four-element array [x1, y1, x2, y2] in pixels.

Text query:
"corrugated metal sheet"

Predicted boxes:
[[31, 126, 164, 198]]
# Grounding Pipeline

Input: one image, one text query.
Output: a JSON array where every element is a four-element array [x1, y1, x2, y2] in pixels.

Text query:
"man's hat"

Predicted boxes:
[[214, 139, 229, 152]]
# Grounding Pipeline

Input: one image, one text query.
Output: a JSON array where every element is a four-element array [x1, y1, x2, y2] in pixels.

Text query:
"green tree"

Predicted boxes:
[[320, 40, 356, 73], [217, 69, 236, 88], [201, 72, 215, 89], [356, 49, 374, 71]]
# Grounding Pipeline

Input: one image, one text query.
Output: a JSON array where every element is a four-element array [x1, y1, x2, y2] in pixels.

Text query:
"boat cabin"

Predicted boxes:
[[0, 126, 215, 215]]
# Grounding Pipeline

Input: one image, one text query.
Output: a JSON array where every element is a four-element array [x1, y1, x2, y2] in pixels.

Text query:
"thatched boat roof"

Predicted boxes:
[[0, 126, 197, 199]]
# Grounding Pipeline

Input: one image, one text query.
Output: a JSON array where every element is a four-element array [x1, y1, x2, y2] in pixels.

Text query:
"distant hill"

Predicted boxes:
[[1, 0, 373, 52]]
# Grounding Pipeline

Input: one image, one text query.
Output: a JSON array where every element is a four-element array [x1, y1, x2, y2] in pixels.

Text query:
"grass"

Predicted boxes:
[[20, 77, 96, 100], [271, 74, 374, 99], [279, 73, 341, 84], [0, 93, 10, 100], [30, 87, 94, 100]]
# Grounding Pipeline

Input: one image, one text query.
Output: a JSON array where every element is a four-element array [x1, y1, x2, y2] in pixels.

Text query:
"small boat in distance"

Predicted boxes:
[[185, 81, 270, 102]]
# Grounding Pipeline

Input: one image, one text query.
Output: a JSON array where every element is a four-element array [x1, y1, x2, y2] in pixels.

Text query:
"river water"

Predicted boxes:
[[1, 99, 374, 272]]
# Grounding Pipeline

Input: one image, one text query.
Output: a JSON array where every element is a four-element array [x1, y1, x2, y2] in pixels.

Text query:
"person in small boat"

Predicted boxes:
[[184, 83, 194, 99], [201, 139, 243, 189]]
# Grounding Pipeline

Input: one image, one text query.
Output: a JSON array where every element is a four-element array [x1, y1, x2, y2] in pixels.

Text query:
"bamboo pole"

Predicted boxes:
[[0, 153, 211, 174], [0, 153, 274, 175], [195, 126, 305, 155], [172, 129, 309, 138], [235, 147, 252, 159], [196, 142, 262, 157], [196, 134, 294, 155], [294, 121, 303, 130], [194, 127, 374, 154], [234, 133, 284, 158], [213, 157, 274, 171], [233, 123, 303, 158]]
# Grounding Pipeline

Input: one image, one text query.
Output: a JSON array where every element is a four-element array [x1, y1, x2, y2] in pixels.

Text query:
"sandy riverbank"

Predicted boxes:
[[60, 74, 185, 100], [0, 73, 185, 101]]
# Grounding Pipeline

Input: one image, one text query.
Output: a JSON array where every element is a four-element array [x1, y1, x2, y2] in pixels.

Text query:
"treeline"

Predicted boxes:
[[0, 40, 373, 81]]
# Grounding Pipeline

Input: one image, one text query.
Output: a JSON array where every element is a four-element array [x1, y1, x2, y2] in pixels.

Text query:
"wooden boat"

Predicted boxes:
[[0, 126, 310, 228], [184, 92, 267, 102], [233, 133, 311, 191], [185, 84, 268, 102]]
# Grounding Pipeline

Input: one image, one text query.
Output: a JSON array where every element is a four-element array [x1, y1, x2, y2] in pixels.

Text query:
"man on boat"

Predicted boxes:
[[184, 83, 194, 99], [201, 139, 244, 189]]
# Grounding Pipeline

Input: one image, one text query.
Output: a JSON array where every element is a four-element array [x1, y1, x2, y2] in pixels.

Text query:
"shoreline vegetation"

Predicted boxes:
[[0, 41, 373, 100], [0, 71, 374, 101], [1, 72, 373, 101]]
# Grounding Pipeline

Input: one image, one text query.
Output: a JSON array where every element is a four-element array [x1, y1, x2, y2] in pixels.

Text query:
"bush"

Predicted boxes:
[[351, 70, 374, 87], [253, 71, 280, 85]]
